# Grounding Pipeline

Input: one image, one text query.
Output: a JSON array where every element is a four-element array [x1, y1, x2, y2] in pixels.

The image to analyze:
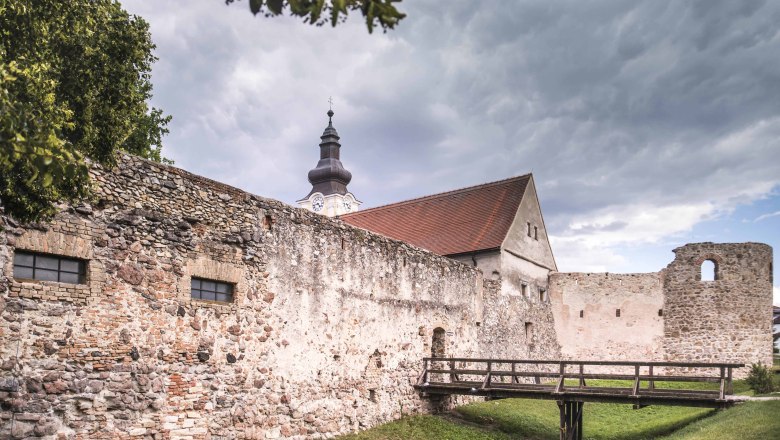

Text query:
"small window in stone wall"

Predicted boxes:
[[191, 277, 234, 303], [658, 309, 663, 317], [521, 283, 529, 298], [525, 322, 534, 341], [534, 226, 538, 240], [539, 288, 547, 302], [13, 251, 86, 284], [579, 310, 584, 318], [616, 309, 621, 318], [527, 222, 532, 237]]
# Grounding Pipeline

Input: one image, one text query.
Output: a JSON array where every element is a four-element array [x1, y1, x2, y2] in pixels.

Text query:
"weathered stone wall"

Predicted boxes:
[[662, 242, 774, 377], [0, 155, 553, 439], [551, 243, 773, 378], [549, 273, 664, 361], [478, 279, 560, 361]]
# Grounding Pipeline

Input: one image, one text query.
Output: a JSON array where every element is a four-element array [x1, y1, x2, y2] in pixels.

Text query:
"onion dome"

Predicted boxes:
[[305, 110, 353, 197]]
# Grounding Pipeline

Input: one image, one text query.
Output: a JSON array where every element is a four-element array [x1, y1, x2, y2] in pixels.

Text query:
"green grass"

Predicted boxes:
[[661, 401, 780, 439], [340, 401, 780, 440], [339, 379, 779, 440], [339, 415, 510, 440], [457, 398, 712, 440]]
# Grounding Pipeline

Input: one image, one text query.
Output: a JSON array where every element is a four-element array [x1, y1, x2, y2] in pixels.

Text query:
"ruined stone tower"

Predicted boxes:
[[662, 242, 774, 366]]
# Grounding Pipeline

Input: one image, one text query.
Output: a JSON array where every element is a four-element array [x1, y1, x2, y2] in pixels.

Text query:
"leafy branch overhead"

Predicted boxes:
[[0, 0, 171, 223], [226, 0, 406, 33]]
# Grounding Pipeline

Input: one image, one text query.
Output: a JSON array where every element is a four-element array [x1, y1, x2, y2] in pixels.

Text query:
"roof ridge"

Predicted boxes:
[[342, 173, 532, 217]]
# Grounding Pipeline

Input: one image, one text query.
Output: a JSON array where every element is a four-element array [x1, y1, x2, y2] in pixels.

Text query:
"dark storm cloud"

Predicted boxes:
[[122, 0, 780, 265]]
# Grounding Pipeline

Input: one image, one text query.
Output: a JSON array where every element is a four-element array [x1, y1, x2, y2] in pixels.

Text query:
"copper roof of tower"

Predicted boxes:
[[341, 175, 531, 256], [304, 110, 353, 198]]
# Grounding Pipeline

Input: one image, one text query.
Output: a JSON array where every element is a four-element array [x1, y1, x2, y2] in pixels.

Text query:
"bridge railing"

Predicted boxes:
[[417, 358, 744, 401]]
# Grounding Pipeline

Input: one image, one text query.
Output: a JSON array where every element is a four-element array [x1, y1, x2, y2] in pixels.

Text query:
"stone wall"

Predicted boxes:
[[662, 242, 774, 376], [550, 243, 773, 378], [0, 155, 553, 440], [549, 273, 664, 361]]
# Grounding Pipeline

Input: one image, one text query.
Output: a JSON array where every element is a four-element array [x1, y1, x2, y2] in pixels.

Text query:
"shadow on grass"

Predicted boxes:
[[456, 398, 717, 440]]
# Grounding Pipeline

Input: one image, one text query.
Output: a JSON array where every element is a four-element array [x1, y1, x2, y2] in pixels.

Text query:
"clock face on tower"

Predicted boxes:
[[312, 195, 324, 212], [343, 198, 352, 211]]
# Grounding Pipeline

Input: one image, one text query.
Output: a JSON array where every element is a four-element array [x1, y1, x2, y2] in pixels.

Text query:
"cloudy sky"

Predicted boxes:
[[121, 0, 780, 304]]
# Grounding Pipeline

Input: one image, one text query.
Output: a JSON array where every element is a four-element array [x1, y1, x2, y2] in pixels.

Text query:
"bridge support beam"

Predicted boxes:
[[557, 400, 583, 440]]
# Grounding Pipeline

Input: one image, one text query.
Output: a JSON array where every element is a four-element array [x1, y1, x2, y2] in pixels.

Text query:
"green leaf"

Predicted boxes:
[[249, 0, 263, 15], [266, 0, 283, 15]]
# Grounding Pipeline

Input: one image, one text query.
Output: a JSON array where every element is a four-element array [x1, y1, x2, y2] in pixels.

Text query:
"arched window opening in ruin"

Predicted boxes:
[[491, 270, 501, 280], [701, 259, 717, 281], [431, 327, 446, 358]]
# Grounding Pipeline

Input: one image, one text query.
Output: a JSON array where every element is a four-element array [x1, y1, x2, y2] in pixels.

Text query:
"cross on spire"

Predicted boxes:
[[327, 97, 334, 124]]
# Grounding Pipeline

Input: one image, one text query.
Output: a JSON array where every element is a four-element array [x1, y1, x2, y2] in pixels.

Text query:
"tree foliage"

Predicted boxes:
[[225, 0, 406, 33], [0, 0, 171, 223]]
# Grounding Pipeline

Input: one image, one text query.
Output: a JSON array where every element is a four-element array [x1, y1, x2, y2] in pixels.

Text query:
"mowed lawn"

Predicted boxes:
[[340, 378, 780, 440], [456, 398, 712, 440]]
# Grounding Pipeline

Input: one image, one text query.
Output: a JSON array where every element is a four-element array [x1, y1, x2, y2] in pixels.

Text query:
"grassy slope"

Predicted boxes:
[[662, 401, 780, 439], [338, 379, 779, 440], [457, 398, 712, 440], [339, 400, 780, 440], [338, 415, 510, 440]]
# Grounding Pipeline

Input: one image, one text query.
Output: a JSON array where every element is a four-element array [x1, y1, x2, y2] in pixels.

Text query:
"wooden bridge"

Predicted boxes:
[[414, 357, 744, 440]]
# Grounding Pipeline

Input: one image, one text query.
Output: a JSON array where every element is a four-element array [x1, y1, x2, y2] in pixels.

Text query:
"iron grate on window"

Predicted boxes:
[[191, 277, 234, 303], [13, 251, 86, 284]]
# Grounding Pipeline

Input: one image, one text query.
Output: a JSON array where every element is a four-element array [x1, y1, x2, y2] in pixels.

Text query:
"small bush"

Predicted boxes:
[[746, 363, 775, 394]]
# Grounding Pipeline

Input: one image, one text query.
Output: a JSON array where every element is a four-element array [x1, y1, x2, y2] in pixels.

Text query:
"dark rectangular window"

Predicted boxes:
[[13, 251, 86, 284], [191, 277, 234, 303]]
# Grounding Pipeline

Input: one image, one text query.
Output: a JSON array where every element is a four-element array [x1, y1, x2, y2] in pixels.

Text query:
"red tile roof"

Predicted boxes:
[[341, 175, 531, 256]]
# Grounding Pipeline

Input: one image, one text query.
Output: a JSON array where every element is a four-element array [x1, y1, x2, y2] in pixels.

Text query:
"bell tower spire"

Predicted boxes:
[[297, 108, 361, 217]]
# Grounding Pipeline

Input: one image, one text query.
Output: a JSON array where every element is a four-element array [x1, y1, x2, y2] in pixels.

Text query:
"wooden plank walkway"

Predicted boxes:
[[414, 357, 744, 440]]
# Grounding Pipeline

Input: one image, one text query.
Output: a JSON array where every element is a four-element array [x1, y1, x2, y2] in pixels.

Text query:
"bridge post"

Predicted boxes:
[[558, 400, 583, 440]]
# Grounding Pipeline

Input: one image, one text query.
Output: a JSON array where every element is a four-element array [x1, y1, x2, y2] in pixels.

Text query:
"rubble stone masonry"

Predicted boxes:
[[550, 242, 773, 378], [0, 155, 559, 439], [662, 243, 774, 373]]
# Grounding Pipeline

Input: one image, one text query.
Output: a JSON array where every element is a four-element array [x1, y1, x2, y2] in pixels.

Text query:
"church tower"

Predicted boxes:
[[297, 109, 361, 217]]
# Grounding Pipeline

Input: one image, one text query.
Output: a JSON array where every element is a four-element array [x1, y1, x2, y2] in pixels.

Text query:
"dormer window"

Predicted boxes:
[[13, 251, 86, 284]]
